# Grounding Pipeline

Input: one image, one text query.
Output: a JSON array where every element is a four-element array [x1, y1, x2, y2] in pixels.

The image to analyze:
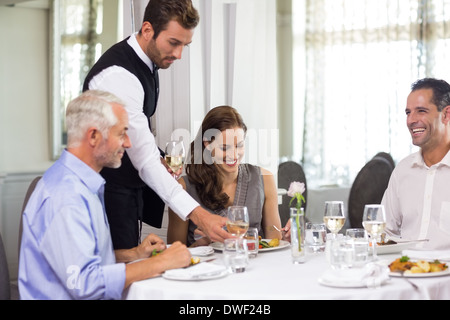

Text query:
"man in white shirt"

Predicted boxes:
[[382, 78, 450, 250], [83, 0, 229, 249]]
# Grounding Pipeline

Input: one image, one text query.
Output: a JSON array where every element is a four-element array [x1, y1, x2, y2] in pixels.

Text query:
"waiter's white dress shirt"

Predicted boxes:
[[86, 33, 198, 220], [382, 150, 450, 250]]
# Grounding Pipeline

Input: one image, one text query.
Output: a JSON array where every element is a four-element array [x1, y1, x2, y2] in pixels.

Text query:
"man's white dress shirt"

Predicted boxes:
[[382, 150, 450, 250]]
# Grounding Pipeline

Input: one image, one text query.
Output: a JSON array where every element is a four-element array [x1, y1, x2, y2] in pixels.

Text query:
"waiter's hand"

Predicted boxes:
[[188, 206, 231, 243]]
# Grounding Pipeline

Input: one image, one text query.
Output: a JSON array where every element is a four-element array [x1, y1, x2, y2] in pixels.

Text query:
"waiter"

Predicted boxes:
[[83, 0, 229, 250]]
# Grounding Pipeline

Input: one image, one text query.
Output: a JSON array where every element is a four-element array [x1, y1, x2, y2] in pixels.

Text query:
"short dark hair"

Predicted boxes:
[[411, 78, 450, 112], [142, 0, 200, 39]]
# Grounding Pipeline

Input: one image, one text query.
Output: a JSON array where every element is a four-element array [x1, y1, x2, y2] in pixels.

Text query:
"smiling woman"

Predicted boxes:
[[167, 106, 283, 247]]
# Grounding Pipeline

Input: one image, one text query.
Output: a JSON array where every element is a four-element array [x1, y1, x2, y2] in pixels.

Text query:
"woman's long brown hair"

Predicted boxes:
[[185, 106, 247, 210]]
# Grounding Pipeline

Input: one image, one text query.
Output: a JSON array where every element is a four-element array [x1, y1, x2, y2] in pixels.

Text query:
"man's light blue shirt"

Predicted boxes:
[[18, 150, 126, 300]]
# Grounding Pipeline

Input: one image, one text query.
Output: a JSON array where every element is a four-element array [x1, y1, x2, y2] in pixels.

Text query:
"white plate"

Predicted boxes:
[[376, 242, 418, 255], [188, 246, 215, 257], [163, 263, 229, 281], [390, 268, 450, 278], [209, 239, 290, 252]]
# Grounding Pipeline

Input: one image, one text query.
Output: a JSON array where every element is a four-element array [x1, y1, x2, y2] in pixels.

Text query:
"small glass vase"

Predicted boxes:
[[290, 207, 306, 264]]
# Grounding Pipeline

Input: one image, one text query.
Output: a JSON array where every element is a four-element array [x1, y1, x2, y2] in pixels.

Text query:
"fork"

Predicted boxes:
[[271, 225, 283, 232], [401, 272, 419, 291]]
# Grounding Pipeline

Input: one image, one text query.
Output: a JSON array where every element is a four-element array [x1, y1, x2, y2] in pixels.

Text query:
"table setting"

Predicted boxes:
[[123, 200, 450, 300]]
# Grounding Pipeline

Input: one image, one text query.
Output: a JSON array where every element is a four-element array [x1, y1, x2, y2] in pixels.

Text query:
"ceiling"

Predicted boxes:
[[0, 0, 48, 8], [0, 0, 31, 5]]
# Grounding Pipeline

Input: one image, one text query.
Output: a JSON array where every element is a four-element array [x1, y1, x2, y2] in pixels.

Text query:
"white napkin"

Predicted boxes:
[[402, 250, 450, 262], [164, 263, 227, 280], [188, 246, 214, 257], [320, 263, 390, 288]]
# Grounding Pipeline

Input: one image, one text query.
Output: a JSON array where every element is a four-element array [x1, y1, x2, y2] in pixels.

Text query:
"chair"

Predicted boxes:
[[278, 161, 307, 226], [18, 176, 41, 254], [0, 232, 11, 300], [348, 153, 394, 228], [373, 152, 395, 170]]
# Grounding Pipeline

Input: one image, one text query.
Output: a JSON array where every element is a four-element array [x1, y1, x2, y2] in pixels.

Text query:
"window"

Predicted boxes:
[[294, 0, 450, 187], [59, 0, 104, 145]]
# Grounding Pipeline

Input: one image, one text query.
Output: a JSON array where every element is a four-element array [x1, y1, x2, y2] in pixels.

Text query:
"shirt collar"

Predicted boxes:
[[59, 149, 105, 195], [440, 150, 450, 167], [411, 149, 450, 169], [127, 32, 155, 73]]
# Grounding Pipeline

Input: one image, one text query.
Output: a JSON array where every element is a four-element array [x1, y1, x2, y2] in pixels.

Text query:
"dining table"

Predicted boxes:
[[123, 242, 450, 301]]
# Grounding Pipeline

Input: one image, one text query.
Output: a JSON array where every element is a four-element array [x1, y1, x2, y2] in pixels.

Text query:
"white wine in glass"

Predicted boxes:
[[165, 140, 185, 179], [226, 206, 249, 238], [323, 201, 346, 239], [362, 204, 386, 261]]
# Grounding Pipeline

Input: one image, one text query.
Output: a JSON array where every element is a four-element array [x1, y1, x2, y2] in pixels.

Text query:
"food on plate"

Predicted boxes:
[[377, 240, 397, 246], [150, 248, 200, 266], [389, 256, 448, 274], [258, 236, 280, 249], [377, 233, 397, 246]]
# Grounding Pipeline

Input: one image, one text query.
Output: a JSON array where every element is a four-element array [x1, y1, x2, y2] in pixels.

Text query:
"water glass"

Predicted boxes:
[[329, 237, 355, 270], [244, 227, 259, 258], [346, 228, 369, 267], [223, 238, 249, 273], [305, 222, 327, 254], [290, 208, 306, 264]]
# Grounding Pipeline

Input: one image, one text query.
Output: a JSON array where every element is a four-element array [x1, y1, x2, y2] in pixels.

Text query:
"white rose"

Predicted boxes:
[[287, 181, 305, 197]]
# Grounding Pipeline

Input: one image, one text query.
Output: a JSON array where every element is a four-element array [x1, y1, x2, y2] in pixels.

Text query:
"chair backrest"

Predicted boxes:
[[348, 154, 394, 228], [374, 152, 395, 169], [278, 161, 307, 226], [0, 232, 11, 300], [18, 176, 42, 254]]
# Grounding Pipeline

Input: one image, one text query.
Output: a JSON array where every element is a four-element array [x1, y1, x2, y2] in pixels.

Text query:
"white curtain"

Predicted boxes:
[[297, 0, 450, 187], [190, 0, 279, 174], [126, 0, 279, 173]]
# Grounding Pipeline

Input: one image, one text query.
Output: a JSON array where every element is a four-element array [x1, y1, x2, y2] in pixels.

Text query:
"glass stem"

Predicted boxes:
[[372, 238, 377, 260]]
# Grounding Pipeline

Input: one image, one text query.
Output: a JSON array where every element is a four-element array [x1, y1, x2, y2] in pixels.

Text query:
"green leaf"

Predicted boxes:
[[400, 256, 410, 263]]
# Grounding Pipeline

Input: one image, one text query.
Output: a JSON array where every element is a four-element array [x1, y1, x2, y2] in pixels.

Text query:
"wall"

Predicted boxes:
[[0, 3, 52, 174], [0, 2, 51, 281]]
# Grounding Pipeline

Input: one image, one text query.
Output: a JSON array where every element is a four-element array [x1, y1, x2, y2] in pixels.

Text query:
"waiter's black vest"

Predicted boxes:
[[83, 37, 165, 228]]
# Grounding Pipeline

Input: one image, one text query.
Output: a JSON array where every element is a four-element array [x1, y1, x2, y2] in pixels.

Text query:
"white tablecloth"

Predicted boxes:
[[123, 247, 450, 300]]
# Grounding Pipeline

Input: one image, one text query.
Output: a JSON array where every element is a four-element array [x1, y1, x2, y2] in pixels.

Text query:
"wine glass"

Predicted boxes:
[[226, 206, 249, 238], [164, 140, 185, 179], [323, 201, 346, 239], [362, 204, 386, 261]]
